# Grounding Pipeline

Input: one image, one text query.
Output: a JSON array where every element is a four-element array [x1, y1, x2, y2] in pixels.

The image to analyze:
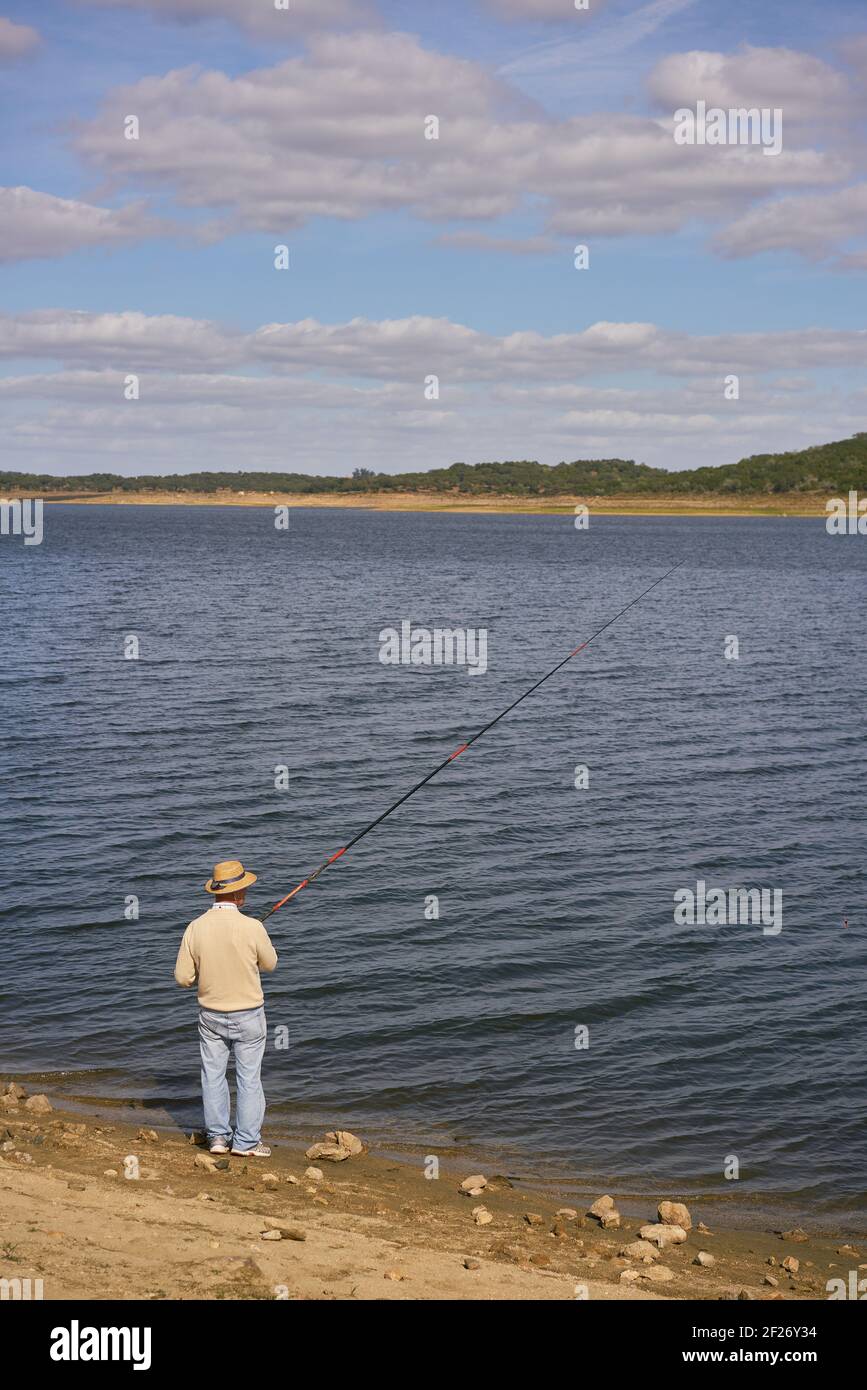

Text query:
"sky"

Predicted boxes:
[[1, 0, 865, 477]]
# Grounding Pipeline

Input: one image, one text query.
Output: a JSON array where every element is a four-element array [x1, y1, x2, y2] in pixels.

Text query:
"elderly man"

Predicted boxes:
[[174, 859, 278, 1157]]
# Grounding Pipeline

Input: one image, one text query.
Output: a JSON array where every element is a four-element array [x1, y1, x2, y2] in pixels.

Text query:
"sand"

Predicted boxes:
[[1, 1084, 858, 1302], [30, 489, 830, 517]]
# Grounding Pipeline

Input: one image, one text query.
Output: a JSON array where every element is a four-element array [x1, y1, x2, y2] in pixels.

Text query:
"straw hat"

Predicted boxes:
[[205, 859, 257, 895]]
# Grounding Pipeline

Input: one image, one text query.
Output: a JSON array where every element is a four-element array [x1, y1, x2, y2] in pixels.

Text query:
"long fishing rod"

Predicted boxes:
[[261, 559, 685, 923]]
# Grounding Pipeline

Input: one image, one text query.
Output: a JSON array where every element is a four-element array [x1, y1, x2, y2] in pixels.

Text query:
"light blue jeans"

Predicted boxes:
[[198, 1005, 267, 1150]]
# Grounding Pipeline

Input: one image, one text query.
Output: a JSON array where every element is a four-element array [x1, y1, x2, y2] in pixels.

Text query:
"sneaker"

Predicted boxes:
[[231, 1141, 271, 1158], [209, 1138, 230, 1155]]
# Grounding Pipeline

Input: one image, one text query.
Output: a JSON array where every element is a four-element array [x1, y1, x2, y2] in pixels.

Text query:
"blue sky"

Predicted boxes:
[[1, 0, 865, 475]]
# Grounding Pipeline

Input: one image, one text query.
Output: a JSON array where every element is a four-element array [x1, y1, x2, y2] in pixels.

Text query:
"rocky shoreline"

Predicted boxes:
[[1, 1079, 860, 1301]]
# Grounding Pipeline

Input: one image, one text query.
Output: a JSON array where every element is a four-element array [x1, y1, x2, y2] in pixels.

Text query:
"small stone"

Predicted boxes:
[[136, 1128, 159, 1143], [103, 1169, 118, 1177], [658, 1200, 691, 1232], [779, 1228, 808, 1243], [694, 1251, 715, 1267], [556, 1207, 579, 1220], [24, 1094, 52, 1115], [384, 1269, 406, 1281], [472, 1206, 493, 1226], [620, 1240, 659, 1261], [261, 1173, 279, 1186], [304, 1166, 324, 1182], [195, 1153, 218, 1172], [460, 1174, 487, 1193], [696, 1221, 712, 1235], [641, 1265, 674, 1283], [463, 1257, 481, 1270], [764, 1275, 779, 1287], [619, 1269, 641, 1283], [5, 1083, 26, 1099], [260, 1229, 282, 1241], [588, 1195, 616, 1220], [639, 1222, 687, 1248], [528, 1252, 550, 1267], [766, 1256, 777, 1266], [285, 1175, 300, 1185], [263, 1220, 306, 1241], [524, 1212, 544, 1226], [782, 1256, 799, 1275]]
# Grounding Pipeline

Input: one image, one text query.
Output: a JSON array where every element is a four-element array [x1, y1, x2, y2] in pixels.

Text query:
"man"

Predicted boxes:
[[174, 859, 278, 1157]]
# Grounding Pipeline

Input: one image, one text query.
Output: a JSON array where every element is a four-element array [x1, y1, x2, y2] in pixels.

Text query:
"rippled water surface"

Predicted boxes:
[[2, 505, 865, 1223]]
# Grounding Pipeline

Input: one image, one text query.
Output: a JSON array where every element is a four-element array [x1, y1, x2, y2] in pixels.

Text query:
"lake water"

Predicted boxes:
[[2, 504, 865, 1227]]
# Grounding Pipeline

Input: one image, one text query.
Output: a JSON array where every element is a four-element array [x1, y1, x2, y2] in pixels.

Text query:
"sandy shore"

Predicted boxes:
[[29, 489, 829, 517], [1, 1079, 858, 1301]]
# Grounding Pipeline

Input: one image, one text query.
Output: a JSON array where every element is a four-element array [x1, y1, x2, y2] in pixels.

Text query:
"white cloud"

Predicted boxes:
[[647, 44, 852, 123], [76, 0, 376, 37], [0, 187, 166, 263], [72, 31, 848, 249], [715, 182, 867, 260], [0, 16, 39, 61], [484, 0, 611, 19]]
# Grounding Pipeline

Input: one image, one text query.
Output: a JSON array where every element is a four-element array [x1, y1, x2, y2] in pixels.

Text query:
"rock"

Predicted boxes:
[[694, 1251, 715, 1267], [285, 1175, 300, 1185], [261, 1173, 279, 1186], [305, 1129, 366, 1162], [588, 1195, 616, 1220], [188, 1131, 207, 1146], [764, 1275, 779, 1287], [658, 1200, 692, 1231], [194, 1153, 218, 1172], [779, 1228, 808, 1243], [620, 1269, 641, 1284], [551, 1223, 567, 1238], [782, 1256, 799, 1275], [260, 1229, 282, 1241], [103, 1169, 118, 1177], [696, 1221, 712, 1235], [460, 1174, 487, 1193], [738, 1289, 755, 1300], [463, 1257, 481, 1270], [620, 1240, 659, 1261], [587, 1196, 621, 1229], [1, 1141, 15, 1152], [383, 1269, 406, 1281], [472, 1205, 493, 1226], [24, 1094, 52, 1115], [556, 1207, 579, 1220], [766, 1256, 777, 1266], [639, 1222, 687, 1248], [4, 1083, 26, 1099], [838, 1245, 859, 1256], [261, 1223, 304, 1245], [304, 1166, 324, 1182], [641, 1265, 674, 1283], [136, 1128, 159, 1143], [524, 1213, 544, 1226], [528, 1252, 550, 1267]]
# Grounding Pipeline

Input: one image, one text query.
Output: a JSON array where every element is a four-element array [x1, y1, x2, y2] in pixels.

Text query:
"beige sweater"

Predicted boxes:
[[174, 904, 278, 1011]]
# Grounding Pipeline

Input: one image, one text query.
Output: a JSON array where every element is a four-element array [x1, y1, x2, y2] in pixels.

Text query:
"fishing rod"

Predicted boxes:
[[261, 559, 685, 923]]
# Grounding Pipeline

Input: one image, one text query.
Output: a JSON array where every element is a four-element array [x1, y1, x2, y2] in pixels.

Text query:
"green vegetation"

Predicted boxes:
[[4, 434, 867, 498]]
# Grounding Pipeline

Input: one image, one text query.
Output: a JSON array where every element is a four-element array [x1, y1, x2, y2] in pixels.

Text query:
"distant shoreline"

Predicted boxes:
[[28, 489, 829, 517]]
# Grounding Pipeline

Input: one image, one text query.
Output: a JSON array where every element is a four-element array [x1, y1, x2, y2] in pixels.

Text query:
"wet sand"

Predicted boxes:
[[1, 1080, 858, 1301]]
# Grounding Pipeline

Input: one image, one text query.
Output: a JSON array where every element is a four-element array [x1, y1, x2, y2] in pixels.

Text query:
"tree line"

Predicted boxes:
[[3, 434, 866, 497]]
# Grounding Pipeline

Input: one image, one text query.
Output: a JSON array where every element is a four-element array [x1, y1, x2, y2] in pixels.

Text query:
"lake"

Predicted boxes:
[[2, 503, 865, 1226]]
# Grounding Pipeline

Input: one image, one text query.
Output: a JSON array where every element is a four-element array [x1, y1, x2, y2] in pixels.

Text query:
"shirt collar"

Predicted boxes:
[[213, 902, 239, 911]]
